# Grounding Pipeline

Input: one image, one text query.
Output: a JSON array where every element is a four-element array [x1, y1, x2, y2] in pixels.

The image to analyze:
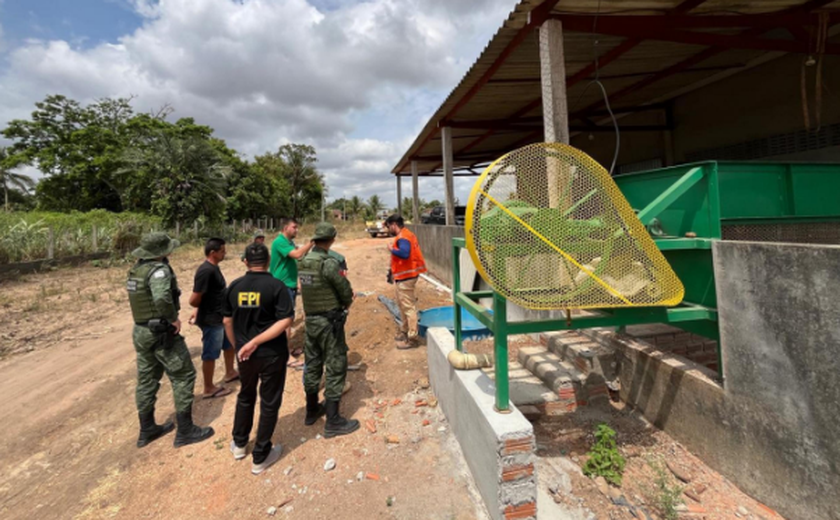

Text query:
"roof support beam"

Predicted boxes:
[[437, 121, 668, 132], [552, 13, 840, 31], [572, 0, 839, 122], [411, 161, 420, 223], [441, 126, 456, 226], [553, 22, 840, 55], [540, 18, 570, 144], [396, 175, 402, 216], [421, 0, 710, 173]]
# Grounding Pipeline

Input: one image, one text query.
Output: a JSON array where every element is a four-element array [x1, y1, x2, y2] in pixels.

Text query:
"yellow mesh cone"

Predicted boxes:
[[465, 143, 684, 310]]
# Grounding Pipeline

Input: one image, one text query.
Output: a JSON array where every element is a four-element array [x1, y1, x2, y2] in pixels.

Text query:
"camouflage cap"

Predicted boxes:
[[132, 232, 180, 260], [312, 222, 337, 241], [253, 229, 265, 239]]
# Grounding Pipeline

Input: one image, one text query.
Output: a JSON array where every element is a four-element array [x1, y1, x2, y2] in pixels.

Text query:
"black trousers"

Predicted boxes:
[[232, 351, 289, 464]]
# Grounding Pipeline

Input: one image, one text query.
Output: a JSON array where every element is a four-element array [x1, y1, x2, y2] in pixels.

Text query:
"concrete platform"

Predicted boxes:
[[427, 328, 537, 520]]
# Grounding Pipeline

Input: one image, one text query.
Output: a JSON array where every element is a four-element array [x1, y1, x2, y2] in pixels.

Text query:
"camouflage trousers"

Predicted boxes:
[[133, 325, 196, 414], [303, 315, 348, 401]]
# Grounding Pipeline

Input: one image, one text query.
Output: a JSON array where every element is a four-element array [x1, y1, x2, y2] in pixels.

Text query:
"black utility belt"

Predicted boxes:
[[135, 319, 175, 334], [395, 275, 419, 283]]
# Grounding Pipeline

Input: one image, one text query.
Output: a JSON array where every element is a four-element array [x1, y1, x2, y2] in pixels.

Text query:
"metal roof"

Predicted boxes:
[[392, 0, 840, 175]]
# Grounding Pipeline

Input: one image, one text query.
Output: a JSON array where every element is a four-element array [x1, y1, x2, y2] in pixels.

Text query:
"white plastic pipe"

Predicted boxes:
[[420, 273, 451, 294], [447, 350, 493, 370]]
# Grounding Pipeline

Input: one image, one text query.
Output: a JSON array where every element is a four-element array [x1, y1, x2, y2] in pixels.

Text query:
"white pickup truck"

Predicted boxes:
[[365, 210, 392, 238]]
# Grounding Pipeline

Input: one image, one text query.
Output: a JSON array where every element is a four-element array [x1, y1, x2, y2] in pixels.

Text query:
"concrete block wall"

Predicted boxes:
[[590, 241, 840, 520], [713, 241, 840, 520], [623, 324, 720, 373], [409, 224, 464, 287], [426, 327, 537, 520]]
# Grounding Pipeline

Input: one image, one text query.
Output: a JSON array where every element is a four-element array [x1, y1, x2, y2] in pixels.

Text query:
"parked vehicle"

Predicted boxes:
[[425, 205, 466, 226], [365, 210, 392, 238]]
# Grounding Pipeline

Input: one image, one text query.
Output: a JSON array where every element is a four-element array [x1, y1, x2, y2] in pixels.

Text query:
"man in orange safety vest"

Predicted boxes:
[[385, 214, 427, 349]]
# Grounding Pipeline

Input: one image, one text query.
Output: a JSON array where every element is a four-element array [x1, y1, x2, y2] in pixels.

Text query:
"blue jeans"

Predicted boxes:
[[200, 324, 232, 361]]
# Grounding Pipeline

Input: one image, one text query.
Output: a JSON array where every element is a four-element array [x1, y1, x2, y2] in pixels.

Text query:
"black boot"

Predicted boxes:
[[304, 392, 326, 426], [137, 410, 175, 448], [173, 407, 214, 448], [324, 399, 360, 438]]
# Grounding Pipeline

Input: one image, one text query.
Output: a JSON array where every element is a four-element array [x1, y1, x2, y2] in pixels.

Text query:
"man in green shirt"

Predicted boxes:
[[270, 217, 314, 303]]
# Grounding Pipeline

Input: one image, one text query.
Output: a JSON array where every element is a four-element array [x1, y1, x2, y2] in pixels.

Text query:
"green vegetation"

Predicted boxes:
[[0, 95, 326, 226], [646, 458, 685, 520], [582, 423, 626, 486], [0, 210, 256, 263]]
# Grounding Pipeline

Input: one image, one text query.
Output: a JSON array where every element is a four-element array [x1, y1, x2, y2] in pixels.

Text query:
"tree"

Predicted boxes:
[[277, 144, 323, 218], [120, 119, 229, 226], [0, 148, 35, 212], [348, 195, 363, 221], [2, 95, 135, 212], [366, 194, 384, 218], [401, 197, 414, 220]]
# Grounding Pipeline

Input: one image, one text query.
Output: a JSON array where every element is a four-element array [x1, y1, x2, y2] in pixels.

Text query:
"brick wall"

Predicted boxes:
[[624, 324, 719, 374]]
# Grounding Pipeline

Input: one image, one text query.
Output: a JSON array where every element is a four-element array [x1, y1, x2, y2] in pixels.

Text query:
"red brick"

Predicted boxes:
[[501, 463, 534, 482], [655, 334, 676, 345], [686, 503, 707, 514], [557, 387, 576, 399], [504, 501, 536, 520], [588, 385, 609, 396], [564, 401, 587, 412], [502, 437, 533, 455], [539, 334, 549, 346]]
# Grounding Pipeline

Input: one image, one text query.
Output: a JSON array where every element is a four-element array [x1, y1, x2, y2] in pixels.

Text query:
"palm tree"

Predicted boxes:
[[348, 195, 363, 221], [367, 194, 384, 217], [278, 144, 322, 218], [0, 147, 35, 212]]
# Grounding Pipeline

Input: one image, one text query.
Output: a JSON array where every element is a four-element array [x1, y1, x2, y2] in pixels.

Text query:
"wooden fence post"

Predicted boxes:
[[194, 220, 199, 240], [175, 221, 181, 239]]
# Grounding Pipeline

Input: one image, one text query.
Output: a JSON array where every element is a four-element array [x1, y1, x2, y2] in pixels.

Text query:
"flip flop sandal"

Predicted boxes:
[[224, 375, 240, 383], [203, 387, 233, 399]]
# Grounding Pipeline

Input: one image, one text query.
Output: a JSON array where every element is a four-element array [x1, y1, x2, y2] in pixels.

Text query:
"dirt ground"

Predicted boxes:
[[0, 236, 482, 520], [0, 234, 789, 520]]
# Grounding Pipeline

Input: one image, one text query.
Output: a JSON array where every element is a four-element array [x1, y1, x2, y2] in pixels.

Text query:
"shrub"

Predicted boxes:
[[583, 423, 626, 486]]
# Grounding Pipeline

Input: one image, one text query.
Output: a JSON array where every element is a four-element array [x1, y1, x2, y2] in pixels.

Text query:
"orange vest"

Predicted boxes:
[[390, 228, 427, 281]]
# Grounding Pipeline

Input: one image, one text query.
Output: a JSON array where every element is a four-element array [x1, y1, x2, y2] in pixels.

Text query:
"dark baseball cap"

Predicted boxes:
[[244, 243, 269, 265]]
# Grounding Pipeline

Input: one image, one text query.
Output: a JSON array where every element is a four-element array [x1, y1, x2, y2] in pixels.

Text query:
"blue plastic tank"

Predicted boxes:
[[417, 306, 493, 340]]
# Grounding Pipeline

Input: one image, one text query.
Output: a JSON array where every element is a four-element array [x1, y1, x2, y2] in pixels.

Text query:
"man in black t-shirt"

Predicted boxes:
[[189, 238, 237, 399], [223, 243, 294, 475]]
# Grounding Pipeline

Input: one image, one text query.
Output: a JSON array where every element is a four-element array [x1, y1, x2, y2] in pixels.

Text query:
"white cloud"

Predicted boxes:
[[0, 0, 513, 206]]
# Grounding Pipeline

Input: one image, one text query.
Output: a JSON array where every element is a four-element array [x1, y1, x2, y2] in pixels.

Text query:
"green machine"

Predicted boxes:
[[453, 159, 840, 412]]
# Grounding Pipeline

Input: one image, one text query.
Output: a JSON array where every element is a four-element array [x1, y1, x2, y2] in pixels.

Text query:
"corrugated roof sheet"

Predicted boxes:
[[392, 0, 840, 174]]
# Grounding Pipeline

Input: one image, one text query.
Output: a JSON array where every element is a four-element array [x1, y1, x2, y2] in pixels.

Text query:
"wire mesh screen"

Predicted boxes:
[[465, 143, 684, 311], [723, 222, 840, 245]]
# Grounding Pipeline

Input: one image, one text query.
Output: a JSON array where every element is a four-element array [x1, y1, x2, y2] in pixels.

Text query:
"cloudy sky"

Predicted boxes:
[[0, 0, 514, 207]]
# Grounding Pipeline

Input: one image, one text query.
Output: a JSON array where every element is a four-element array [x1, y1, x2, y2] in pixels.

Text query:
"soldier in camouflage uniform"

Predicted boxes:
[[299, 223, 359, 437], [127, 233, 215, 448]]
